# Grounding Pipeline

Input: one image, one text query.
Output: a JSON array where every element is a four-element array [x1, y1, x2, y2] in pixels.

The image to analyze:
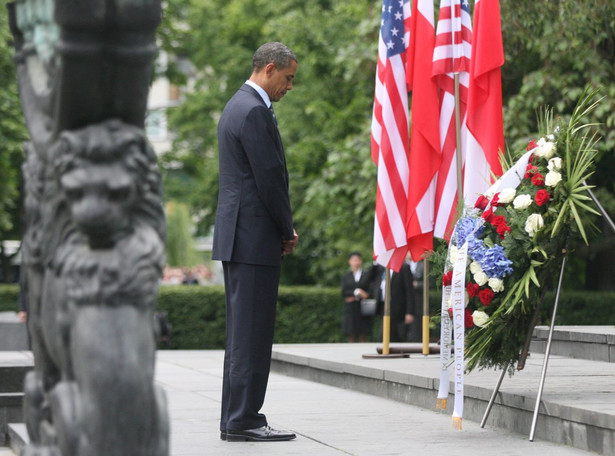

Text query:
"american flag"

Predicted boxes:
[[432, 0, 473, 239], [371, 0, 411, 272]]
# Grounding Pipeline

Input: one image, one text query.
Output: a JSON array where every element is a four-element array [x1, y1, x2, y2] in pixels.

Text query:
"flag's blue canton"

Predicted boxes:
[[461, 0, 470, 14], [380, 0, 406, 58]]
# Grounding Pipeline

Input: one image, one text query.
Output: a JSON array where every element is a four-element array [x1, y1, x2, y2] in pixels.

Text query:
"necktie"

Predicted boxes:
[[268, 105, 278, 126]]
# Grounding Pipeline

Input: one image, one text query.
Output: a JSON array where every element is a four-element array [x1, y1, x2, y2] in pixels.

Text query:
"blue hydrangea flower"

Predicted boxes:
[[468, 235, 487, 262], [454, 216, 482, 247], [480, 245, 513, 279]]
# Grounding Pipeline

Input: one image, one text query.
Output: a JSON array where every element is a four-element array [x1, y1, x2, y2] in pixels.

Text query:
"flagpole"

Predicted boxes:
[[422, 260, 430, 355], [453, 73, 464, 208], [382, 268, 392, 355]]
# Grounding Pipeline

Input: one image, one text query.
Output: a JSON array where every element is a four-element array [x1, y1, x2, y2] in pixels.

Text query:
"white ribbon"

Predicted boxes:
[[451, 241, 468, 428], [437, 280, 452, 409]]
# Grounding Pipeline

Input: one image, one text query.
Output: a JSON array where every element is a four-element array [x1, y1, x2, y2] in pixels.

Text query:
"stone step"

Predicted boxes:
[[271, 341, 615, 455], [531, 325, 615, 363], [0, 352, 32, 448], [6, 424, 25, 456], [0, 314, 28, 352]]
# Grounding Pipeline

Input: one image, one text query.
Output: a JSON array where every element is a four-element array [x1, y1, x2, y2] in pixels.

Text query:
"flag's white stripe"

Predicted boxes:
[[377, 153, 407, 246]]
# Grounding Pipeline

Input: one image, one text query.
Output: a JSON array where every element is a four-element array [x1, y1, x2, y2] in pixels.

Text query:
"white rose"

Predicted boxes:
[[547, 157, 562, 171], [469, 261, 483, 275], [472, 310, 490, 328], [449, 245, 458, 264], [525, 213, 544, 236], [535, 140, 556, 159], [473, 271, 488, 286], [545, 171, 562, 187], [488, 277, 504, 293], [513, 194, 532, 210], [498, 188, 516, 204]]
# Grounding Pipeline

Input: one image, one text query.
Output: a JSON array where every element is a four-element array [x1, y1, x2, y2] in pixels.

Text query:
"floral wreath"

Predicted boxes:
[[437, 88, 602, 373]]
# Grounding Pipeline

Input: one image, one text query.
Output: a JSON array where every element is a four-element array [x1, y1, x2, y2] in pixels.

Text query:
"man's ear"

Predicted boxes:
[[264, 62, 276, 77]]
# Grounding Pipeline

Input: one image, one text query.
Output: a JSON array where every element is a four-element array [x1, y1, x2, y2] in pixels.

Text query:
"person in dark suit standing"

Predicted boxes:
[[341, 252, 376, 342], [212, 42, 299, 442], [372, 261, 416, 342]]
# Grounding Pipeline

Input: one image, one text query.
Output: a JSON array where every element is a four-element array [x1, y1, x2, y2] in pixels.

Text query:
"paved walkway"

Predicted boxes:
[[156, 350, 595, 456]]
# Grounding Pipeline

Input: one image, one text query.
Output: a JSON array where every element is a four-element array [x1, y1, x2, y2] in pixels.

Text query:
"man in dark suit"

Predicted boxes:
[[212, 42, 299, 442], [371, 262, 416, 342]]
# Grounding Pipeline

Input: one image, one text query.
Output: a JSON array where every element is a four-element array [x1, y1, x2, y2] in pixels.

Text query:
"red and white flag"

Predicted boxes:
[[405, 0, 440, 261], [464, 0, 504, 204], [371, 0, 411, 272], [432, 0, 472, 239]]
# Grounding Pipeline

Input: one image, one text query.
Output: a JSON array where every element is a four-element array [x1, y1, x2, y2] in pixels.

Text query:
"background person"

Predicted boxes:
[[341, 251, 376, 342]]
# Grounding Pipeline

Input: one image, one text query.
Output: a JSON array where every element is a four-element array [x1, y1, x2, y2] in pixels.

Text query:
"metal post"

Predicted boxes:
[[453, 73, 463, 208], [480, 365, 508, 428], [583, 180, 615, 234], [382, 268, 392, 355], [422, 260, 430, 355], [529, 249, 568, 441]]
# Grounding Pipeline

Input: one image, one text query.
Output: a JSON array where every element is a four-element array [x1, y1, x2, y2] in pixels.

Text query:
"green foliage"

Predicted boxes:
[[158, 0, 380, 284], [0, 12, 27, 238], [0, 284, 19, 312], [165, 201, 201, 266], [155, 284, 345, 349]]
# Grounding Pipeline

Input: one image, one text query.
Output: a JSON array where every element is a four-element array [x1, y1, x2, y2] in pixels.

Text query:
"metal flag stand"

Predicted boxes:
[[363, 268, 409, 359], [479, 182, 615, 440]]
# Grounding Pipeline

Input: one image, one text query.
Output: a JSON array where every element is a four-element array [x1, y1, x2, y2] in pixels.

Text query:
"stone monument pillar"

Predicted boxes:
[[7, 1, 169, 455]]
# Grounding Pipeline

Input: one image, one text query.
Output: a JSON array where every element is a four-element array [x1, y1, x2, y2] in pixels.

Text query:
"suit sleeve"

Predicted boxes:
[[401, 265, 416, 315], [240, 106, 294, 240], [341, 273, 357, 299]]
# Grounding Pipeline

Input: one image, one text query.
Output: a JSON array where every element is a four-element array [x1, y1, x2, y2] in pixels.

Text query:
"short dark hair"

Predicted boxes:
[[348, 251, 362, 260], [252, 42, 297, 71]]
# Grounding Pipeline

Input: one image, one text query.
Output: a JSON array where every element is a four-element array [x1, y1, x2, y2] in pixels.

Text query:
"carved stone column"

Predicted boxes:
[[7, 1, 169, 455]]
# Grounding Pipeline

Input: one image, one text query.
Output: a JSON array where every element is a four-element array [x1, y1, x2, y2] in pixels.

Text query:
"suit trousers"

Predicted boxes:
[[220, 261, 281, 431]]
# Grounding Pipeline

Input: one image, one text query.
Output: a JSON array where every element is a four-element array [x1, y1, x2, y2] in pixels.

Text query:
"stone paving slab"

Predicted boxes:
[[155, 350, 595, 456], [532, 325, 615, 362], [270, 343, 615, 454], [2, 346, 609, 455]]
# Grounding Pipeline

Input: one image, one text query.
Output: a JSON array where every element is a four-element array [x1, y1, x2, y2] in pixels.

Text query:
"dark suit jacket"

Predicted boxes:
[[366, 264, 415, 319], [212, 84, 294, 266]]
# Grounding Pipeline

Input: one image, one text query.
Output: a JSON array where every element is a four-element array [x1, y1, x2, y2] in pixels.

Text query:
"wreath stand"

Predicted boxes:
[[479, 183, 615, 441]]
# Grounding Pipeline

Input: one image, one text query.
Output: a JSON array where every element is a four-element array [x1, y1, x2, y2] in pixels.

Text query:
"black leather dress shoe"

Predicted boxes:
[[226, 425, 296, 442], [220, 431, 227, 441]]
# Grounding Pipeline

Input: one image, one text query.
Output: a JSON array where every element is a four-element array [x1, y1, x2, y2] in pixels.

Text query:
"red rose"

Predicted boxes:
[[527, 140, 538, 151], [535, 189, 551, 206], [479, 288, 495, 306], [442, 270, 453, 286], [464, 308, 474, 328], [474, 195, 489, 210], [491, 193, 500, 207], [524, 164, 538, 179], [467, 282, 480, 298], [531, 173, 545, 186], [496, 222, 511, 238], [490, 215, 507, 227], [481, 208, 494, 223]]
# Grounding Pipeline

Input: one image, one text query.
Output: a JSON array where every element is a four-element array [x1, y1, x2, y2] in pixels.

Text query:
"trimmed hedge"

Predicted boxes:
[[0, 284, 19, 312], [156, 285, 346, 349], [2, 283, 614, 349]]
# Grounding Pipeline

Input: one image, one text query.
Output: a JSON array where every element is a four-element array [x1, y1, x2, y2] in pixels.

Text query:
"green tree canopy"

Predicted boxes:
[[158, 0, 615, 288]]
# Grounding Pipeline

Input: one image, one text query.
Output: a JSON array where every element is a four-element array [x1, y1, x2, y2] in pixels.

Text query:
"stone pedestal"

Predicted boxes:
[[0, 313, 29, 351]]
